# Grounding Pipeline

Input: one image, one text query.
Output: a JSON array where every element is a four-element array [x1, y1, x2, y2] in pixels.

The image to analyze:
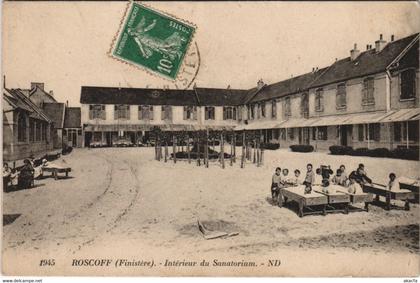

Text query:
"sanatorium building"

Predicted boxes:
[[80, 33, 420, 151]]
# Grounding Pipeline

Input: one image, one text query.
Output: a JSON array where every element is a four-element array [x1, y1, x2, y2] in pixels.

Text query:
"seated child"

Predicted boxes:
[[282, 168, 293, 185], [339, 165, 348, 179], [303, 164, 315, 194], [347, 172, 362, 194], [388, 172, 400, 191], [271, 167, 282, 202], [292, 169, 303, 186], [353, 163, 372, 185], [332, 169, 348, 187]]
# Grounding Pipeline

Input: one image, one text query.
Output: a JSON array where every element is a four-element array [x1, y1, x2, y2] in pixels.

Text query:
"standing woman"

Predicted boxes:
[[18, 159, 34, 189]]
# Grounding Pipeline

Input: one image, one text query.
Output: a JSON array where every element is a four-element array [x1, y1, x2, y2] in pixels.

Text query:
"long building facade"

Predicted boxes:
[[80, 33, 420, 151]]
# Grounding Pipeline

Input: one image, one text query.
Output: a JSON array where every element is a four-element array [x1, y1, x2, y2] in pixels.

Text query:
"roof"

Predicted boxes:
[[194, 87, 251, 106], [43, 103, 65, 128], [80, 86, 198, 106], [309, 33, 419, 89], [3, 89, 33, 113], [80, 33, 419, 107], [249, 69, 328, 103], [64, 107, 81, 128], [29, 85, 57, 103], [5, 88, 51, 122]]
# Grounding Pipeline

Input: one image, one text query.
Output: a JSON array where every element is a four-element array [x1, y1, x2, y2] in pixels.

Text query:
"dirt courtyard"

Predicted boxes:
[[2, 147, 419, 276]]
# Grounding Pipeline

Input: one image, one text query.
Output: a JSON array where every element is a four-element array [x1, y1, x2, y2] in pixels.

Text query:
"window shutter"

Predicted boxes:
[[183, 106, 187, 120], [193, 106, 197, 120], [233, 107, 237, 120], [168, 106, 172, 120], [114, 105, 117, 120], [150, 106, 154, 120], [223, 107, 226, 120], [89, 109, 93, 120], [139, 106, 142, 120], [161, 106, 165, 120], [205, 108, 208, 120]]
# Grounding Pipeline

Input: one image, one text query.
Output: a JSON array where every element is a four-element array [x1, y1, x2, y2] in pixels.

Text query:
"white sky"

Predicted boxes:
[[2, 1, 420, 107]]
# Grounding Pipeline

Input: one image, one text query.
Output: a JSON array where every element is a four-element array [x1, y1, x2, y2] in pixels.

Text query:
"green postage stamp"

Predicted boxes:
[[111, 2, 196, 80]]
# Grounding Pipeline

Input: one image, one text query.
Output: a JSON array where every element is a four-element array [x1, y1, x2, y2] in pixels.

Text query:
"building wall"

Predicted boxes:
[[3, 110, 54, 162], [309, 73, 388, 118], [200, 106, 238, 127], [81, 104, 241, 127], [308, 126, 338, 151]]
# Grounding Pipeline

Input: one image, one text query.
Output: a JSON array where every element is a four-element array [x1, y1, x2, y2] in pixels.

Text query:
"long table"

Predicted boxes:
[[314, 187, 351, 214], [398, 177, 419, 203], [335, 187, 374, 212], [42, 167, 71, 180], [363, 183, 415, 210], [281, 186, 328, 217]]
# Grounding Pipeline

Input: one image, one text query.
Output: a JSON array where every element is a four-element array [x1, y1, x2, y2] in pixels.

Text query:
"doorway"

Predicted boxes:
[[340, 125, 348, 146], [299, 128, 310, 145]]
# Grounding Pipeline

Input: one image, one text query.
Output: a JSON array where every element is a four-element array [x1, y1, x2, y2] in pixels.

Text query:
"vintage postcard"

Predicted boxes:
[[2, 1, 420, 278]]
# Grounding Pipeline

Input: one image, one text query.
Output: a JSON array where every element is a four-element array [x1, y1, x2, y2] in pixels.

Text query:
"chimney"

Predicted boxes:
[[312, 67, 315, 73], [350, 43, 360, 61], [375, 34, 387, 52], [391, 34, 395, 42], [31, 82, 44, 90], [66, 100, 69, 107], [257, 79, 265, 90], [49, 90, 54, 97]]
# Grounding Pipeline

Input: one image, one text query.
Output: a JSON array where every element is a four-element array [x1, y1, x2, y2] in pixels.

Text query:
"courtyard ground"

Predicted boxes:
[[2, 147, 419, 276]]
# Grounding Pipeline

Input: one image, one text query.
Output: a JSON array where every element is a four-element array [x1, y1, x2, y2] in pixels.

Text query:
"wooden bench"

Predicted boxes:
[[314, 186, 351, 214], [42, 167, 71, 180], [363, 183, 414, 211], [281, 186, 328, 217], [335, 187, 374, 212]]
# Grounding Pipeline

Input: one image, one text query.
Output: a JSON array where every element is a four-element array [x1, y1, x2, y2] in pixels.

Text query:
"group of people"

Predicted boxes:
[[271, 163, 400, 204], [3, 157, 51, 191]]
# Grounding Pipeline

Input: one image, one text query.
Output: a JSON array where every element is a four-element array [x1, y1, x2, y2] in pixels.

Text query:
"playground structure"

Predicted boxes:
[[149, 126, 265, 168]]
